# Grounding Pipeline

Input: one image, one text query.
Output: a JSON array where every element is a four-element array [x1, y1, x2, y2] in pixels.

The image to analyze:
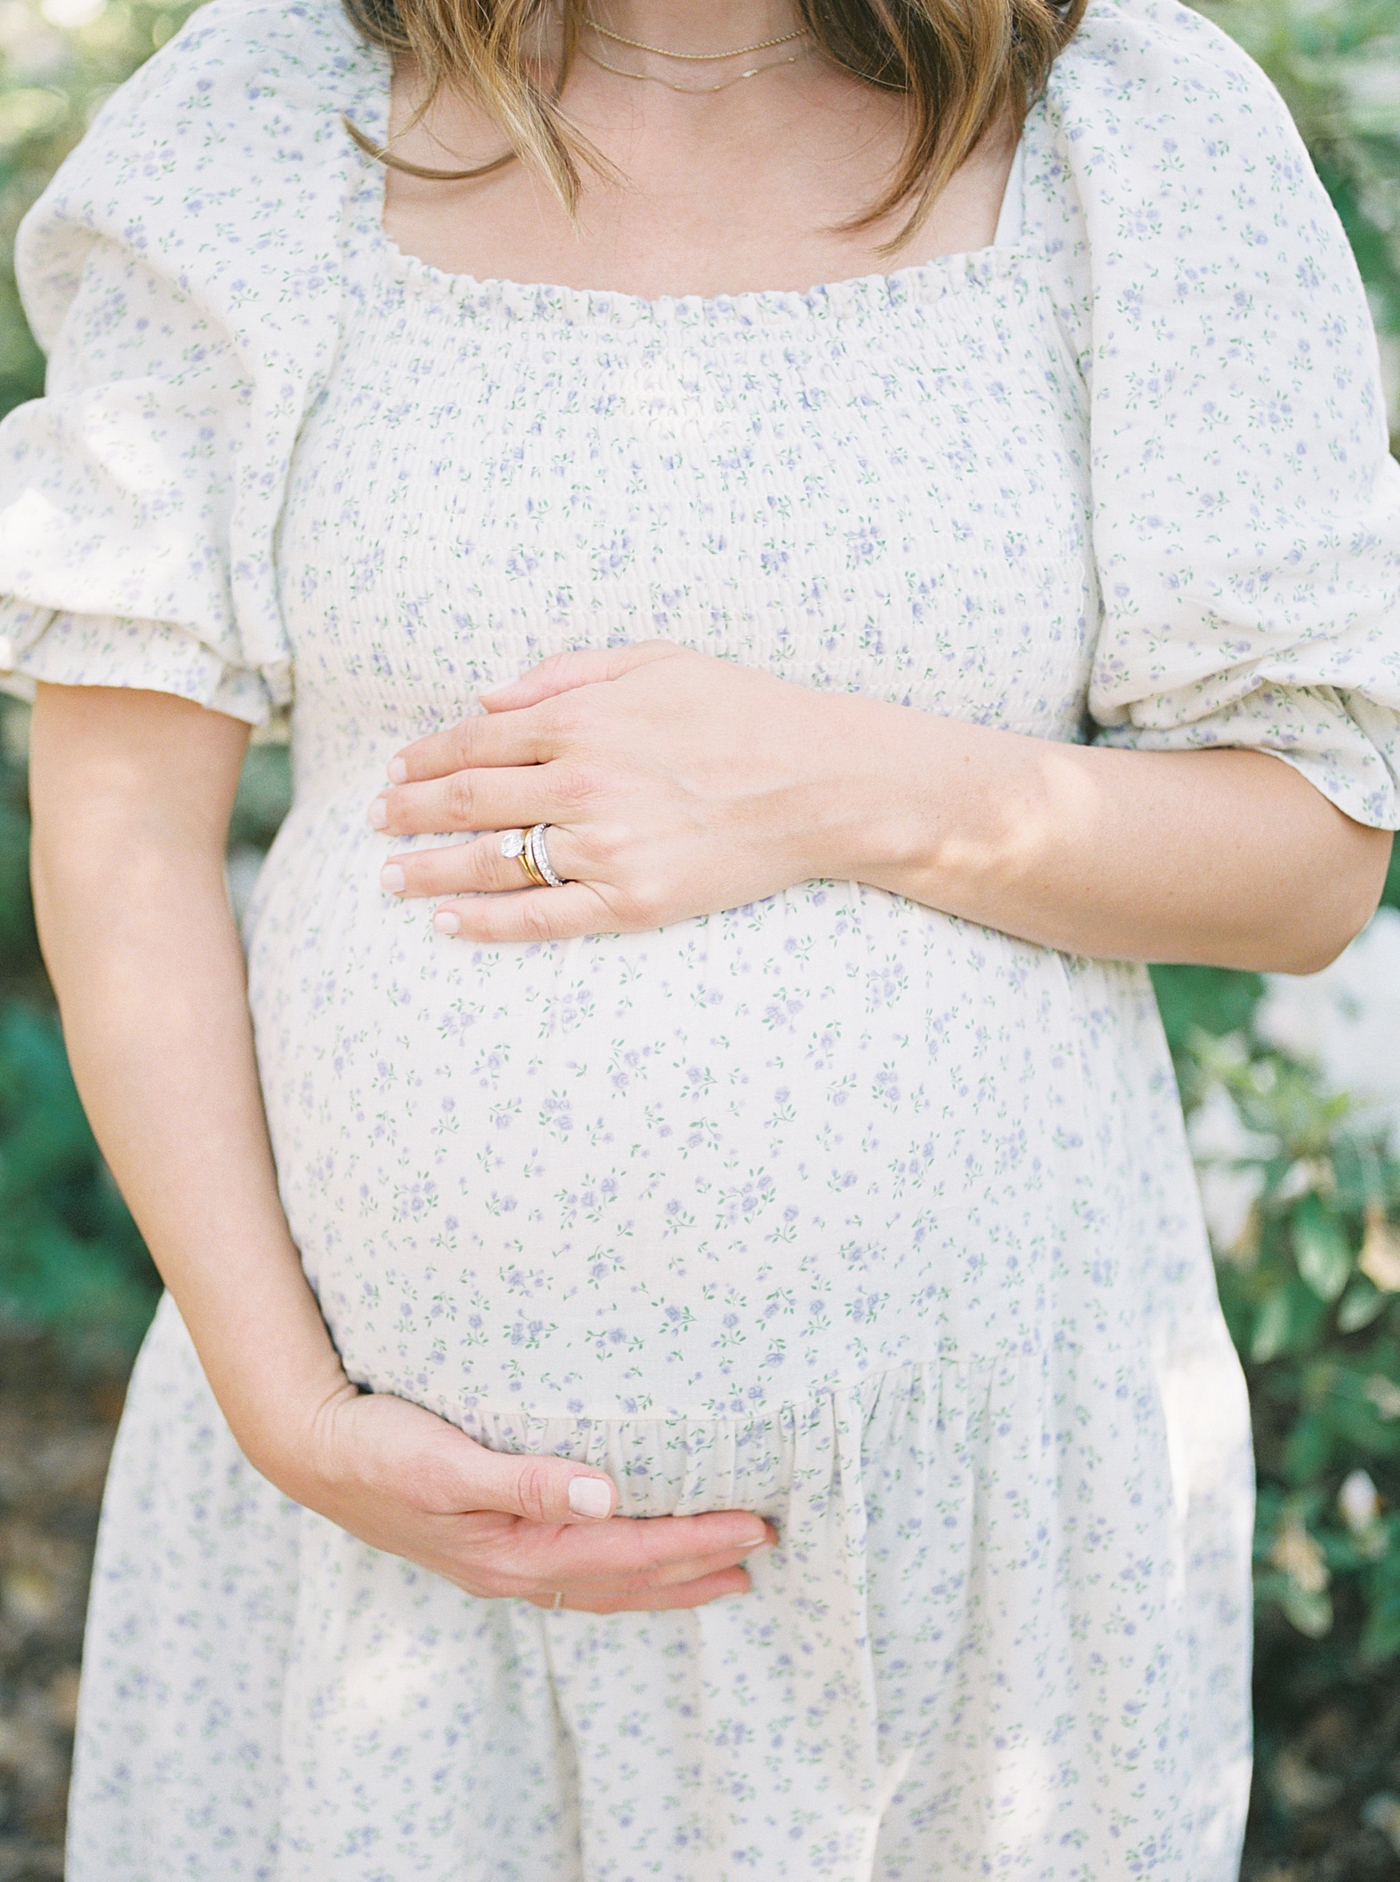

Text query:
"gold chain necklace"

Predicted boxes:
[[584, 15, 805, 60], [579, 41, 809, 92]]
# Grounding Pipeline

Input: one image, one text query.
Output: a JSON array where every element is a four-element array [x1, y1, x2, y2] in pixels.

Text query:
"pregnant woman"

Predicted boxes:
[[2, 0, 1398, 1872]]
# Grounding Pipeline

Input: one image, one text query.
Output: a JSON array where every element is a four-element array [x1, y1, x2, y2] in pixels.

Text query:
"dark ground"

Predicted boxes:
[[1243, 1655, 1400, 1882], [0, 1332, 117, 1882], [4, 1330, 1400, 1881]]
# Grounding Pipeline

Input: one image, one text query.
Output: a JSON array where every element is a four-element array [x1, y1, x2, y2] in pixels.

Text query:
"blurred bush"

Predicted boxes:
[[1151, 900, 1400, 1866], [3, 0, 1400, 1861]]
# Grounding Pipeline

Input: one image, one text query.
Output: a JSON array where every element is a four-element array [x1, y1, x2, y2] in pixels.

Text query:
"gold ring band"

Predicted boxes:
[[500, 828, 548, 887]]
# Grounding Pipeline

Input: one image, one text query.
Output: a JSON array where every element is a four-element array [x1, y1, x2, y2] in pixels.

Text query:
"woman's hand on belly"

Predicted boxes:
[[369, 639, 1389, 971], [288, 1386, 777, 1614], [371, 640, 848, 940]]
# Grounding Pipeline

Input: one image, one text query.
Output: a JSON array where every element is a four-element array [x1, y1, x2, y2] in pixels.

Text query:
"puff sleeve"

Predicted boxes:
[[0, 0, 385, 723], [1034, 0, 1400, 827]]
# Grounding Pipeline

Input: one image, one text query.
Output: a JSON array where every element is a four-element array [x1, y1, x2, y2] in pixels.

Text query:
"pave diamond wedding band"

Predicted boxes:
[[526, 822, 567, 888]]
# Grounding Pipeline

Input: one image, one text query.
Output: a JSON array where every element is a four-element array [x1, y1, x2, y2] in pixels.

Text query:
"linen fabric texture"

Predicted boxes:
[[0, 0, 1397, 1877]]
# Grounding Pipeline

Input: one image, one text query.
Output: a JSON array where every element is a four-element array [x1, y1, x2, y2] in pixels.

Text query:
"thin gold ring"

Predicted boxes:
[[501, 828, 548, 887]]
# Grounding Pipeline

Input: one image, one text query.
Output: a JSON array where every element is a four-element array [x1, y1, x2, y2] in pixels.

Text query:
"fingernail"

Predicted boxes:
[[380, 863, 406, 894], [567, 1478, 612, 1519], [386, 757, 408, 784], [433, 910, 461, 936], [745, 1538, 776, 1552], [368, 796, 389, 829]]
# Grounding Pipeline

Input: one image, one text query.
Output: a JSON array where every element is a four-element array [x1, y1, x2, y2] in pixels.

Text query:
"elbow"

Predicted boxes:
[[1268, 825, 1392, 977]]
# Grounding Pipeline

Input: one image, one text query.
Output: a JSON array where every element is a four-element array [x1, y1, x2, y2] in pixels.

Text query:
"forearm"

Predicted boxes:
[[29, 689, 350, 1484], [376, 643, 1392, 964], [818, 702, 1392, 972]]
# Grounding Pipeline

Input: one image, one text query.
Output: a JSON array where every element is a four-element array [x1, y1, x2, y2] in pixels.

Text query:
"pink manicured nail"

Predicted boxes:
[[433, 910, 461, 936], [567, 1478, 612, 1519], [386, 756, 408, 784], [368, 796, 389, 829], [380, 864, 405, 894]]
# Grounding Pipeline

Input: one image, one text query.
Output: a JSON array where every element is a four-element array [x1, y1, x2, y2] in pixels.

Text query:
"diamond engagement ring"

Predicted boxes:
[[500, 827, 546, 887]]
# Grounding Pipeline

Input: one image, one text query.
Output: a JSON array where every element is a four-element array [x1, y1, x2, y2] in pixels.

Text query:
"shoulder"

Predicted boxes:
[[17, 0, 385, 350], [84, 0, 373, 137], [1028, 0, 1373, 397], [1041, 0, 1321, 223], [99, 0, 380, 147], [1047, 0, 1303, 136], [38, 0, 379, 191]]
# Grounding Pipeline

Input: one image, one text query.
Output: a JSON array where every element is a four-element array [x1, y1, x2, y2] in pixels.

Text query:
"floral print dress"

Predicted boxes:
[[2, 0, 1399, 1876]]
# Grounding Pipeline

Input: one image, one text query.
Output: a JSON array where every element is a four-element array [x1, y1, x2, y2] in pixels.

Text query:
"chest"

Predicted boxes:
[[378, 57, 1012, 302], [278, 248, 1096, 738]]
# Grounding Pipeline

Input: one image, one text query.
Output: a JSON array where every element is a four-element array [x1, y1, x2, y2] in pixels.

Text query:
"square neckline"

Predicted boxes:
[[359, 47, 1033, 321]]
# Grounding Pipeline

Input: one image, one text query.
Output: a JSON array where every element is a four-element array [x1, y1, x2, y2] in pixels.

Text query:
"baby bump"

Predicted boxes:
[[247, 806, 1123, 1422]]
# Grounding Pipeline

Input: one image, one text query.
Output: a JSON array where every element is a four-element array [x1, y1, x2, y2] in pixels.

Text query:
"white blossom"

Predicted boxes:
[[1339, 1468, 1381, 1535]]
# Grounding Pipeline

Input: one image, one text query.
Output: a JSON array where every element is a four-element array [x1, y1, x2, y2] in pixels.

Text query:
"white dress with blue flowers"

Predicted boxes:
[[2, 0, 1399, 1876]]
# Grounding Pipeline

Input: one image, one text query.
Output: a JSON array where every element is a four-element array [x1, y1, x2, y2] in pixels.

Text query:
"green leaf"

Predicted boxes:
[[1293, 1193, 1354, 1302], [1150, 964, 1265, 1053], [1338, 1278, 1386, 1332], [1252, 1286, 1293, 1365], [1251, 1276, 1328, 1363], [1280, 1581, 1335, 1639]]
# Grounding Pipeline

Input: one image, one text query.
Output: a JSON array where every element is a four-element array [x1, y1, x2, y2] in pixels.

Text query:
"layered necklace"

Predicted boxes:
[[580, 11, 811, 94]]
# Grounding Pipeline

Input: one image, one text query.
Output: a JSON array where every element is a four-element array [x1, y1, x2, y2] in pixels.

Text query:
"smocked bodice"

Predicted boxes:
[[279, 236, 1094, 781]]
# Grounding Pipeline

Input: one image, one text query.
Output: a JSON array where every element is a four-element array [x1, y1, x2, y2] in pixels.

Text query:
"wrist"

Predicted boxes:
[[797, 692, 946, 886], [240, 1370, 362, 1505], [175, 1279, 357, 1498]]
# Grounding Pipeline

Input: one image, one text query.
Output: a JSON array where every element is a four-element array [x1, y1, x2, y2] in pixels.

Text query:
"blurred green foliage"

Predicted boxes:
[[3, 3, 1400, 1859], [1151, 949, 1400, 1856]]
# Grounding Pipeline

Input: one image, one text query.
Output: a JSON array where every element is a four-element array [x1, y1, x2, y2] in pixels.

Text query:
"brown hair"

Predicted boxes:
[[342, 0, 1084, 249]]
